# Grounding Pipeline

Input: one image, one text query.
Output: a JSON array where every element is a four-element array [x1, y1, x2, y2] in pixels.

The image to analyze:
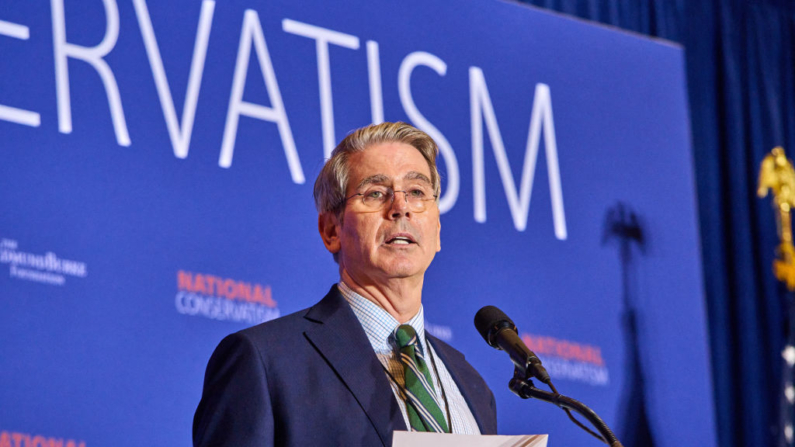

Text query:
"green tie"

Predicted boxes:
[[394, 324, 450, 433]]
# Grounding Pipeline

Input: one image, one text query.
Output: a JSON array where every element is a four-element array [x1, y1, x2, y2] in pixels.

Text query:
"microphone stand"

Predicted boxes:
[[508, 368, 624, 447]]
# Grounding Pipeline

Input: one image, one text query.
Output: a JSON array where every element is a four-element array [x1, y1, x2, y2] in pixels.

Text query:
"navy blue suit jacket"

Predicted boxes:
[[193, 285, 497, 446]]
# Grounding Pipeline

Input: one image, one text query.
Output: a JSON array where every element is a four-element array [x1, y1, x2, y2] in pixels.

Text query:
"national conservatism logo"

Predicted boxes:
[[522, 333, 609, 387], [175, 270, 279, 324], [0, 429, 86, 447]]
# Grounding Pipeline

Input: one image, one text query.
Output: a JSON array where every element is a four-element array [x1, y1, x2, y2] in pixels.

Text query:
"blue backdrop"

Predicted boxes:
[[0, 1, 715, 446]]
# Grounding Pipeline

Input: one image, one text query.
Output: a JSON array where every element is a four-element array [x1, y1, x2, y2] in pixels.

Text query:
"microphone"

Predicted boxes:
[[474, 305, 551, 384], [476, 306, 624, 446]]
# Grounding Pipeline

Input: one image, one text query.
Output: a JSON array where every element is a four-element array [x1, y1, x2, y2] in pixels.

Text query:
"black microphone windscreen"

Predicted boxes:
[[474, 305, 515, 346]]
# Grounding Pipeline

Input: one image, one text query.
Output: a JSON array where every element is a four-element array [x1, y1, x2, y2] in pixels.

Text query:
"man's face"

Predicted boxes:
[[320, 142, 441, 285]]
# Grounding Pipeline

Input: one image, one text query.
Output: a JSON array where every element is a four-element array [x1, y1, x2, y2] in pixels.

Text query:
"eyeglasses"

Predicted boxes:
[[340, 186, 438, 212]]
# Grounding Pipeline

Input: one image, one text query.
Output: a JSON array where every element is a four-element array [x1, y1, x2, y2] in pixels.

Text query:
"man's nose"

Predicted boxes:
[[389, 191, 411, 218]]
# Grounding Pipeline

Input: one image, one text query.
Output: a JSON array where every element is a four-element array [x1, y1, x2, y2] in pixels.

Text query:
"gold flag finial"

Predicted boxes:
[[758, 146, 795, 289]]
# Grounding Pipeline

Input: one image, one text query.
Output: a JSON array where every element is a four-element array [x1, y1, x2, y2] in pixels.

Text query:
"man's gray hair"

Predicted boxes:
[[313, 122, 440, 215]]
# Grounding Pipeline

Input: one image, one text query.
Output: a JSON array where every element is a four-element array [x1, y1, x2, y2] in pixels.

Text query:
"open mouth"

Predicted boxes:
[[385, 235, 416, 245]]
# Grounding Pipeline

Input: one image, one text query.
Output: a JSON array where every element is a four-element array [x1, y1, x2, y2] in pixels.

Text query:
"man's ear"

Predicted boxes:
[[318, 212, 342, 255], [436, 215, 441, 252]]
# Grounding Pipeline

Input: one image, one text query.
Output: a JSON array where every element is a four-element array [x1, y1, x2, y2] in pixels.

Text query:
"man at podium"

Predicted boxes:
[[193, 122, 497, 446]]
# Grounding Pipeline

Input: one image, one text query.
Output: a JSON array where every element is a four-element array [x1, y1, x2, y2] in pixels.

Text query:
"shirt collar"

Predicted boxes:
[[338, 281, 428, 355]]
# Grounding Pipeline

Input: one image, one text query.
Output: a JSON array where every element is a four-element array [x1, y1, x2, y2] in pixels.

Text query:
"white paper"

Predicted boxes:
[[392, 431, 548, 447]]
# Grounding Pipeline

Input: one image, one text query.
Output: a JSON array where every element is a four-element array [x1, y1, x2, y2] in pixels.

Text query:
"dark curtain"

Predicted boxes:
[[515, 0, 795, 446]]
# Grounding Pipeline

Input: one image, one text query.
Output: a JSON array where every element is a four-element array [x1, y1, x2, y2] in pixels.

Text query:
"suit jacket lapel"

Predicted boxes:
[[428, 335, 498, 435], [303, 286, 407, 446]]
